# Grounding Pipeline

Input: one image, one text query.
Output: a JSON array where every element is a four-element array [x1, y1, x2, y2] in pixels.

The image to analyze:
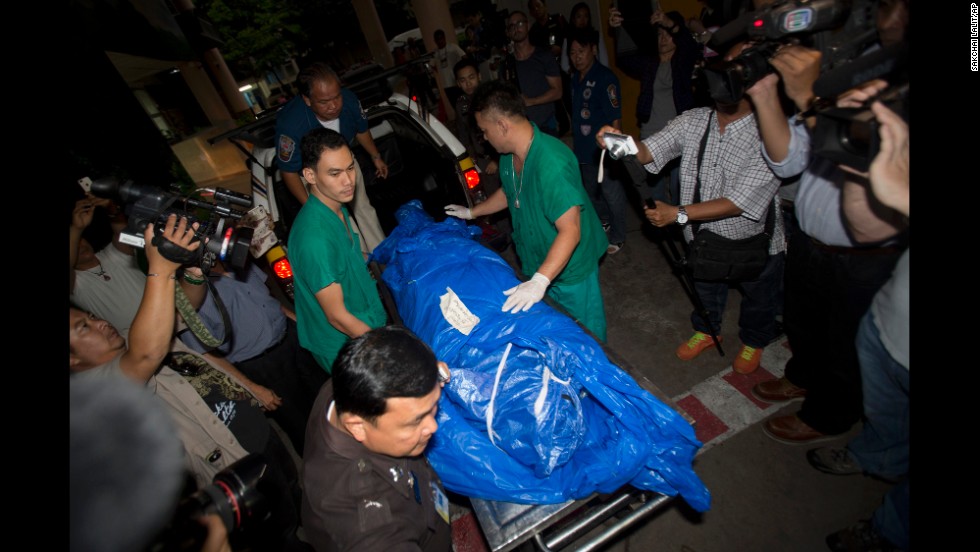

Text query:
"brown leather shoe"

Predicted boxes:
[[763, 414, 839, 445], [752, 376, 807, 402]]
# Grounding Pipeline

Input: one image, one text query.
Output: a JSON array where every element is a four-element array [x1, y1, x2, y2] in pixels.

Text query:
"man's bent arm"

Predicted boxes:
[[470, 188, 509, 217], [282, 171, 309, 205], [525, 74, 562, 107], [315, 283, 373, 338], [120, 217, 200, 383], [536, 207, 581, 281]]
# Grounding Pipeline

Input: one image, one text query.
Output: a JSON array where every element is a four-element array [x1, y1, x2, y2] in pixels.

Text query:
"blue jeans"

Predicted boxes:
[[690, 252, 785, 348], [849, 311, 909, 549], [848, 311, 909, 477], [580, 162, 628, 244], [874, 479, 909, 550]]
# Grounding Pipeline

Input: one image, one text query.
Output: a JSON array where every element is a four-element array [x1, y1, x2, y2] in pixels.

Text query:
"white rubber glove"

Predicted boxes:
[[444, 204, 473, 220], [501, 272, 550, 313]]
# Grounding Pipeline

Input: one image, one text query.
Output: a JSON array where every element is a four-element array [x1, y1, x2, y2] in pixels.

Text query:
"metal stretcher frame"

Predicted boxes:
[[368, 260, 695, 552]]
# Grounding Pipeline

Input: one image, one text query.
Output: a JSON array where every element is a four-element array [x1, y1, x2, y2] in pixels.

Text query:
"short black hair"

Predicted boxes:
[[297, 62, 339, 98], [567, 26, 599, 49], [453, 57, 480, 79], [570, 2, 591, 23], [332, 326, 439, 424], [434, 29, 446, 40], [470, 79, 525, 119], [300, 127, 350, 171]]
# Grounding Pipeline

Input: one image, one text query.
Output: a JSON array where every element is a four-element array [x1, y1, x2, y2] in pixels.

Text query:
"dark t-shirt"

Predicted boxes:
[[170, 352, 269, 453], [516, 47, 560, 128]]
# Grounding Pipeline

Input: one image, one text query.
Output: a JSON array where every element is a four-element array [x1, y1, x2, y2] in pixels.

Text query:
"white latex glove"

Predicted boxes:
[[444, 204, 473, 220], [501, 272, 550, 313]]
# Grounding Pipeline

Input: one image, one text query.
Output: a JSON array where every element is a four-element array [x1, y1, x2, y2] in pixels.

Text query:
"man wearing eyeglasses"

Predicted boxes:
[[500, 10, 562, 137]]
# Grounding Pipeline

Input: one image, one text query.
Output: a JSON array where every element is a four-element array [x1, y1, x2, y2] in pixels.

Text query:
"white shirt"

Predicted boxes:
[[72, 245, 146, 333]]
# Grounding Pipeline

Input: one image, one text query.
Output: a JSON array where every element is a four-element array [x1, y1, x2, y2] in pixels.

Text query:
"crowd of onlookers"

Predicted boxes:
[[70, 1, 909, 551]]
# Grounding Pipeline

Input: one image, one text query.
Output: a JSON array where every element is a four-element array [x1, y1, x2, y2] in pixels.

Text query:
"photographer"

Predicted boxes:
[[814, 98, 909, 552], [745, 0, 909, 445], [178, 259, 328, 454], [70, 193, 206, 333], [70, 215, 310, 551], [595, 40, 785, 375], [70, 373, 233, 552]]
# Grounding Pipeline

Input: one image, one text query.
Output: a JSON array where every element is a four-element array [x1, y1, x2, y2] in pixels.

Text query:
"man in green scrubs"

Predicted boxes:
[[289, 128, 387, 372], [445, 80, 608, 340]]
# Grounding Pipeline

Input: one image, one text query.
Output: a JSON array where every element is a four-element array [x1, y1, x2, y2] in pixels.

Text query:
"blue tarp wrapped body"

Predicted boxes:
[[370, 201, 710, 511]]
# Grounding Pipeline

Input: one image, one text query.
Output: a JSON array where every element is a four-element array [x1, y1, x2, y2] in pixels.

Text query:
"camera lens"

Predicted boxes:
[[608, 141, 627, 160]]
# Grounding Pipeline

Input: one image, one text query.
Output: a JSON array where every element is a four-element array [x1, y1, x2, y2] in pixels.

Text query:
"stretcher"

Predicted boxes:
[[370, 261, 696, 552]]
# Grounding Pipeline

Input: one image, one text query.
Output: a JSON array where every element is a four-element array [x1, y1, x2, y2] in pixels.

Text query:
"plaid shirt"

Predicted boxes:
[[641, 107, 785, 254]]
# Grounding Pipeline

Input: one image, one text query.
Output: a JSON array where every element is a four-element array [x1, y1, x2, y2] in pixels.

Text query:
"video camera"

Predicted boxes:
[[810, 70, 908, 172], [702, 0, 877, 105], [90, 178, 254, 271], [149, 453, 271, 551]]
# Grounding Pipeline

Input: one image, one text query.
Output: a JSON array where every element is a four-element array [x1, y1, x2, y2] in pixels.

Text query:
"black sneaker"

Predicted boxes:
[[807, 447, 863, 476], [826, 520, 903, 552]]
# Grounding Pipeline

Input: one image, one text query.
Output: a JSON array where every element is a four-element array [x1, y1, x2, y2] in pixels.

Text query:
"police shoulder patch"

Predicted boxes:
[[607, 84, 619, 108], [278, 134, 295, 163]]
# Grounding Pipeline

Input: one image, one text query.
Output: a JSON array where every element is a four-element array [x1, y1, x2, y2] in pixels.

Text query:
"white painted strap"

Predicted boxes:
[[533, 367, 571, 417], [598, 149, 607, 183], [487, 342, 512, 447]]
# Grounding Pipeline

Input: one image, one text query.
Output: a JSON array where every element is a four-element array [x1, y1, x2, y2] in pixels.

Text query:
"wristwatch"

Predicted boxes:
[[675, 206, 689, 225]]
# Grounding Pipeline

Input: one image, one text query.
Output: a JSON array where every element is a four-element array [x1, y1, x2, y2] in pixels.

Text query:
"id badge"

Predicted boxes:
[[431, 481, 450, 524]]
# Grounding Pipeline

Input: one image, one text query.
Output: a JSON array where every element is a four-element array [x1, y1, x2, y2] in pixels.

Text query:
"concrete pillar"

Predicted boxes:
[[352, 0, 395, 68], [173, 0, 249, 120], [201, 47, 251, 117], [412, 0, 457, 53], [177, 60, 233, 124], [411, 0, 458, 121]]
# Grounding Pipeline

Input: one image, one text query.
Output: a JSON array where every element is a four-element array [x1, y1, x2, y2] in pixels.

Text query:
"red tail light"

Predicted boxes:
[[272, 257, 293, 280], [464, 168, 480, 189]]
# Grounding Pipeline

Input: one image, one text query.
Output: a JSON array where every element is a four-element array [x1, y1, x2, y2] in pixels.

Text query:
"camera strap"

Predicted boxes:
[[691, 113, 714, 235], [174, 276, 233, 353], [692, 112, 774, 238]]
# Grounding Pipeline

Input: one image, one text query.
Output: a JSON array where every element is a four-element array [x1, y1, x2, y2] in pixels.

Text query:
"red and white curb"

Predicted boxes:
[[672, 338, 794, 455]]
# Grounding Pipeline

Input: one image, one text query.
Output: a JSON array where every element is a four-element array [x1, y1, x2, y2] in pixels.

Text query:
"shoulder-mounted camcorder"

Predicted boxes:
[[90, 178, 254, 271], [702, 0, 878, 105]]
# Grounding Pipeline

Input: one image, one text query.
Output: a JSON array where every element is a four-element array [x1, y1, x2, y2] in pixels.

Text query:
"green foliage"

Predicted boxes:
[[198, 0, 304, 79], [197, 0, 422, 75]]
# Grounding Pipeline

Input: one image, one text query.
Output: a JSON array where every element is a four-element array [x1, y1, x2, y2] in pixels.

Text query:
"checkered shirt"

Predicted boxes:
[[641, 107, 785, 254]]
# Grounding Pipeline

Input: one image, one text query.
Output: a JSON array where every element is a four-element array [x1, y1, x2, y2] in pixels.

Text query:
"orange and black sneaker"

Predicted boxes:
[[676, 332, 721, 361], [732, 344, 762, 374]]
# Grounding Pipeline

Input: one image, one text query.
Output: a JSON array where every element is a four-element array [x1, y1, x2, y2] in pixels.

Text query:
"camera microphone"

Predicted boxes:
[[706, 12, 756, 54]]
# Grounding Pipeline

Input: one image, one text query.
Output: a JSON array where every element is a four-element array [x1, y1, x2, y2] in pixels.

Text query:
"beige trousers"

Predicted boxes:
[[347, 159, 386, 255]]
